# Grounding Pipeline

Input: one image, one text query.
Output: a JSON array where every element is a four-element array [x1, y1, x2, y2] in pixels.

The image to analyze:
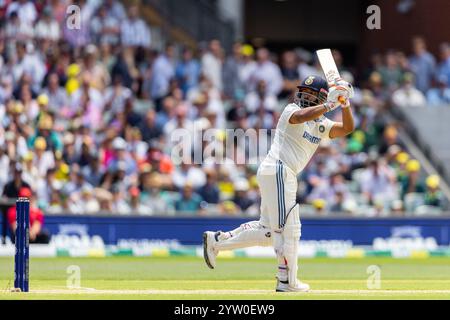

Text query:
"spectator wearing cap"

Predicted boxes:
[[409, 37, 436, 93], [391, 73, 426, 108], [75, 185, 100, 214], [108, 137, 137, 176], [175, 183, 203, 214], [7, 187, 50, 244], [232, 178, 254, 213], [32, 137, 54, 178], [426, 76, 450, 106], [424, 175, 444, 207], [400, 159, 425, 199], [172, 162, 206, 190], [238, 44, 257, 93], [28, 115, 63, 153]]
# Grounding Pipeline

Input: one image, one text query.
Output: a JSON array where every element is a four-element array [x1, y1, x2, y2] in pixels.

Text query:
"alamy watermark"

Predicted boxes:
[[66, 265, 81, 289], [170, 127, 275, 166], [366, 5, 381, 30], [66, 5, 81, 30], [366, 265, 381, 289]]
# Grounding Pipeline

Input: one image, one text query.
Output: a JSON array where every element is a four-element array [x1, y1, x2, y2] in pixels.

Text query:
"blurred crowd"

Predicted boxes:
[[0, 0, 448, 219]]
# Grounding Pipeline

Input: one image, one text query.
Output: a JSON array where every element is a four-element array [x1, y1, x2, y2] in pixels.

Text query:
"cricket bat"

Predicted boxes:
[[316, 49, 347, 104]]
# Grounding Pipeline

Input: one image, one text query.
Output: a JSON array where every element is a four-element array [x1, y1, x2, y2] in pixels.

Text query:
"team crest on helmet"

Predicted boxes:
[[305, 76, 315, 85]]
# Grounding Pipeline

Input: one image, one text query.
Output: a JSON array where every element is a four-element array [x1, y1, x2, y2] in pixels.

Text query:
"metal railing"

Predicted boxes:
[[143, 0, 235, 50]]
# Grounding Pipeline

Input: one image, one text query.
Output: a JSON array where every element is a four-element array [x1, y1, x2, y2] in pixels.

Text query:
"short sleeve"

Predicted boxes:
[[283, 104, 301, 124], [320, 117, 337, 140]]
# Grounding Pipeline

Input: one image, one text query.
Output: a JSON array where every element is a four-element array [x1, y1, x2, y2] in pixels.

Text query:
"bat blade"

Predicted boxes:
[[316, 49, 341, 85]]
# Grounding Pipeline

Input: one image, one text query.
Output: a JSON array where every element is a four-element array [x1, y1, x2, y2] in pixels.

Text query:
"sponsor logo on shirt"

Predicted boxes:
[[303, 131, 321, 144]]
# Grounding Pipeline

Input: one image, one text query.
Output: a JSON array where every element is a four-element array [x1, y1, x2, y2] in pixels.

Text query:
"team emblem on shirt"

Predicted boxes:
[[319, 125, 325, 133]]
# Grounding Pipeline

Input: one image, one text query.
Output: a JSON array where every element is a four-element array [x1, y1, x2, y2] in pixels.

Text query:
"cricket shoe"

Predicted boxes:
[[275, 279, 310, 292], [203, 231, 219, 269]]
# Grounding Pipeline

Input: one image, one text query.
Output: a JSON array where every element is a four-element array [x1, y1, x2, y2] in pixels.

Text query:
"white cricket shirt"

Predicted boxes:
[[265, 103, 336, 175]]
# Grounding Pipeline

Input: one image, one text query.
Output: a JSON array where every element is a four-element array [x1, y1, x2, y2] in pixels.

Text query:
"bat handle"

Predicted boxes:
[[338, 96, 347, 104]]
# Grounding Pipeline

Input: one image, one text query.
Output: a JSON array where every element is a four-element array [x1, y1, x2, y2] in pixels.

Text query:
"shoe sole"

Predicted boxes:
[[276, 288, 310, 293], [202, 232, 214, 269]]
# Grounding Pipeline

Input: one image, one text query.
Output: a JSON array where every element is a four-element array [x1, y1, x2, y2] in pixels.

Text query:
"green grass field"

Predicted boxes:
[[0, 256, 450, 299]]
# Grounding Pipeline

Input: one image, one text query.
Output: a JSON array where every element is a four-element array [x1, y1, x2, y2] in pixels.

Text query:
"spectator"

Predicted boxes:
[[42, 72, 67, 112], [2, 163, 31, 199], [436, 43, 450, 85], [128, 186, 152, 215], [7, 187, 51, 244], [197, 170, 220, 205], [409, 37, 436, 93], [150, 45, 176, 108], [90, 4, 120, 46], [360, 159, 398, 207], [245, 80, 278, 113], [280, 50, 300, 99], [391, 73, 426, 108], [120, 5, 151, 48], [426, 76, 450, 106], [176, 47, 201, 97], [201, 40, 223, 91], [400, 159, 425, 199], [249, 48, 283, 96], [175, 183, 203, 213], [222, 43, 244, 99], [34, 6, 60, 42], [232, 179, 254, 213], [139, 109, 163, 142], [424, 175, 444, 207]]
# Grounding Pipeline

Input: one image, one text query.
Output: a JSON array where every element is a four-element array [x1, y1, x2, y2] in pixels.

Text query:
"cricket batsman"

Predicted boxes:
[[203, 75, 355, 292]]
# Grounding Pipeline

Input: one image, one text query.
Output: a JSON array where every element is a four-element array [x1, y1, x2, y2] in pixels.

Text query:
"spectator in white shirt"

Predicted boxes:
[[4, 10, 34, 41], [360, 159, 398, 206], [201, 40, 223, 91], [150, 45, 175, 103], [392, 73, 427, 108], [249, 48, 283, 96], [11, 42, 46, 92], [34, 7, 61, 42], [121, 5, 151, 48], [6, 0, 37, 26], [245, 80, 278, 113]]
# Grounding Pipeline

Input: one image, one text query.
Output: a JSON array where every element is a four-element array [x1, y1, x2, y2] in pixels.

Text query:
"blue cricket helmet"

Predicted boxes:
[[296, 76, 329, 108]]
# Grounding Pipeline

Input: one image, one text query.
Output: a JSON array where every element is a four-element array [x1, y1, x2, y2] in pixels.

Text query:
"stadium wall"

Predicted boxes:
[[2, 215, 448, 246]]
